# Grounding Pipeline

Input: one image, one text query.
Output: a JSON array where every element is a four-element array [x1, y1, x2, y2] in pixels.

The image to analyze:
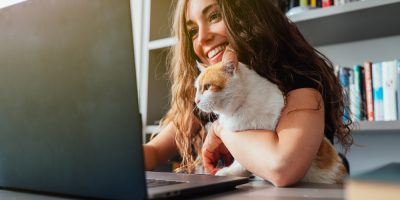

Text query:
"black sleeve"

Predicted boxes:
[[286, 73, 320, 92]]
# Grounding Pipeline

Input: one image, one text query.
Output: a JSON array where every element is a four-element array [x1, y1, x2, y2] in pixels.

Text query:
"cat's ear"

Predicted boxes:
[[222, 46, 238, 76], [196, 61, 207, 73]]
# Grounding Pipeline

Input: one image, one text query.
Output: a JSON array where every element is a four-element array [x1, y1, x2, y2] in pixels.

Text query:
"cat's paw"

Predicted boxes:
[[215, 167, 251, 177], [215, 167, 232, 176]]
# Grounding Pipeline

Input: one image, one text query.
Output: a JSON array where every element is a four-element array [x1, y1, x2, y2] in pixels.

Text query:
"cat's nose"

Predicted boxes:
[[195, 99, 200, 104]]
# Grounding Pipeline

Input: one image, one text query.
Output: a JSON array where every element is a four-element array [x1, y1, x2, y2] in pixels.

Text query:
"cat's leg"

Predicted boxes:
[[215, 160, 252, 177]]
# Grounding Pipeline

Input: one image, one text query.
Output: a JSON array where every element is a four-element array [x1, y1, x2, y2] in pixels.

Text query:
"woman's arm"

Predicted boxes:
[[208, 88, 325, 186], [143, 123, 178, 171]]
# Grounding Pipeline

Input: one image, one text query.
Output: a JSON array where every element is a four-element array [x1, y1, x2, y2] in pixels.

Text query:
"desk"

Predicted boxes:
[[194, 181, 344, 200], [0, 181, 344, 200]]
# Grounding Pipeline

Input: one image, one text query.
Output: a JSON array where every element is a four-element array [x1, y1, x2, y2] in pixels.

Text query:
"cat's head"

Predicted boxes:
[[194, 47, 245, 114]]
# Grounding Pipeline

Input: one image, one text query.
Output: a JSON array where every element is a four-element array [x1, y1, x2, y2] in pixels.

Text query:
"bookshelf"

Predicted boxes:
[[289, 0, 400, 46], [352, 121, 400, 133], [134, 0, 400, 140]]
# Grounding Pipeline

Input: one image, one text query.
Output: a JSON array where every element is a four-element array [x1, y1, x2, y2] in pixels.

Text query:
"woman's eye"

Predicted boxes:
[[208, 11, 221, 22], [188, 27, 198, 39]]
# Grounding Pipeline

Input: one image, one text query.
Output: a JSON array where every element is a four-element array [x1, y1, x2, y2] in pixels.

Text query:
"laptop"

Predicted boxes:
[[0, 0, 248, 199]]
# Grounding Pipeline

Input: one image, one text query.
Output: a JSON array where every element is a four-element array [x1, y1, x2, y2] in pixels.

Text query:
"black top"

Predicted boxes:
[[283, 73, 334, 144]]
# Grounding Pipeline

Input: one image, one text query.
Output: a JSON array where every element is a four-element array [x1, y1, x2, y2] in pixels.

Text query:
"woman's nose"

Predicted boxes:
[[198, 25, 211, 44]]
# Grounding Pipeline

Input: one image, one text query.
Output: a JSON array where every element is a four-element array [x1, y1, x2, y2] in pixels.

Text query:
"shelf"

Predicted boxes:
[[352, 121, 400, 133], [0, 0, 27, 9], [145, 125, 160, 134], [148, 37, 176, 50], [290, 0, 400, 46]]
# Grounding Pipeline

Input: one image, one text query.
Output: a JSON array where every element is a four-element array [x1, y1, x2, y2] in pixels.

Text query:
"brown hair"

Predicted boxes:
[[158, 0, 206, 173], [159, 0, 352, 173]]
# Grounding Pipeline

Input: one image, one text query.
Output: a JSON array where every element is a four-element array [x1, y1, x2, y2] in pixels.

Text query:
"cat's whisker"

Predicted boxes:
[[192, 106, 198, 113]]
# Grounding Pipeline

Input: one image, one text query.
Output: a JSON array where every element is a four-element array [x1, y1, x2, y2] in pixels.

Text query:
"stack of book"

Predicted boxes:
[[286, 0, 364, 15], [337, 59, 400, 122]]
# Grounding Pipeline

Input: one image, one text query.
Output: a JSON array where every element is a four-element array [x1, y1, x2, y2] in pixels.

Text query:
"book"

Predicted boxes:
[[316, 0, 323, 8], [372, 62, 384, 121], [397, 59, 400, 120], [364, 62, 374, 121], [310, 0, 317, 8], [346, 162, 400, 200], [350, 65, 364, 121], [339, 66, 351, 122], [288, 0, 299, 10], [382, 60, 397, 121], [300, 0, 308, 7], [322, 0, 333, 7]]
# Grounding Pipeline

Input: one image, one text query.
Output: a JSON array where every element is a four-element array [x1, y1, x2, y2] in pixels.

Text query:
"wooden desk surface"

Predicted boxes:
[[193, 181, 344, 200], [0, 181, 344, 200]]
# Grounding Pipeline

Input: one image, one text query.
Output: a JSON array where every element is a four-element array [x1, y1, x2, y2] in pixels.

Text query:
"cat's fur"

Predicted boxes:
[[194, 48, 347, 184]]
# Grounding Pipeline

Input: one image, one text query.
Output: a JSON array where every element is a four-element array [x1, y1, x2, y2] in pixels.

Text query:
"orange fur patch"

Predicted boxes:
[[315, 138, 347, 184], [315, 139, 338, 169], [198, 62, 227, 93]]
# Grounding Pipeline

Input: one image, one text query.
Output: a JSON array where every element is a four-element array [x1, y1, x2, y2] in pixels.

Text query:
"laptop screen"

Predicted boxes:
[[0, 0, 146, 199]]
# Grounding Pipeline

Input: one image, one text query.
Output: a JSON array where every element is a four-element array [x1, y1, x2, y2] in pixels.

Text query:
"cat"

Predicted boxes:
[[194, 47, 347, 184]]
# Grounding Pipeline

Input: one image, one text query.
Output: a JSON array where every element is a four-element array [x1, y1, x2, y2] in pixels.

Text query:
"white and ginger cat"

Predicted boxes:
[[194, 47, 347, 184]]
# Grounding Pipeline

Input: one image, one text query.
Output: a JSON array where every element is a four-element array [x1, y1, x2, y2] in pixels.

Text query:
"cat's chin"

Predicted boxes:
[[199, 110, 213, 115], [196, 106, 212, 114]]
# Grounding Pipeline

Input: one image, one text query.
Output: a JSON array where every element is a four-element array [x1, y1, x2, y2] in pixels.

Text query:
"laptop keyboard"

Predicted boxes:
[[146, 178, 185, 188]]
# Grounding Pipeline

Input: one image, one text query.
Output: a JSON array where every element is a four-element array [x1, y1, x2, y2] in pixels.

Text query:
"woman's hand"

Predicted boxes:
[[201, 121, 233, 174]]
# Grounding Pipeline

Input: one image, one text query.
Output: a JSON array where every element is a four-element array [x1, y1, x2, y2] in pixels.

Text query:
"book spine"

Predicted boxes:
[[360, 66, 367, 121], [382, 60, 398, 121], [372, 62, 384, 121], [339, 66, 351, 122], [316, 0, 323, 8], [322, 0, 333, 7], [397, 59, 400, 120], [364, 62, 374, 121], [300, 0, 308, 6], [310, 0, 317, 8], [288, 0, 299, 9], [351, 65, 364, 121]]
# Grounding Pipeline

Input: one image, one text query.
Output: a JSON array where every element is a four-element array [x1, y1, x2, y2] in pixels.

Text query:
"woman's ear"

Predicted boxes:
[[196, 61, 207, 73], [222, 46, 239, 76]]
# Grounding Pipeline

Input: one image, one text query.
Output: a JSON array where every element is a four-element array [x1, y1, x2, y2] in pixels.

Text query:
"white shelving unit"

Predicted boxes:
[[134, 0, 400, 142], [132, 0, 176, 140]]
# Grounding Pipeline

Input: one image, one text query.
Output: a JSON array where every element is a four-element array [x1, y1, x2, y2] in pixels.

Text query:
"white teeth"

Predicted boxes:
[[207, 45, 226, 59]]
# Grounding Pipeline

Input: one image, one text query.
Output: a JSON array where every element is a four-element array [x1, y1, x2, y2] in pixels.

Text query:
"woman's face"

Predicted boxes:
[[186, 0, 228, 65]]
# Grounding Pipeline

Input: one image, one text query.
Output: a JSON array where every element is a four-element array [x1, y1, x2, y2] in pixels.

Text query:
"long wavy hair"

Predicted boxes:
[[216, 0, 353, 152], [158, 0, 206, 173], [159, 0, 353, 173]]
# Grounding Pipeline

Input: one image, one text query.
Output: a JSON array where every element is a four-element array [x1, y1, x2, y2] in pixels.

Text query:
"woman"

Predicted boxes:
[[144, 0, 352, 187]]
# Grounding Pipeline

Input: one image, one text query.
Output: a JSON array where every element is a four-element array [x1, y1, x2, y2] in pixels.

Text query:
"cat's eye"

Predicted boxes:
[[204, 83, 211, 91]]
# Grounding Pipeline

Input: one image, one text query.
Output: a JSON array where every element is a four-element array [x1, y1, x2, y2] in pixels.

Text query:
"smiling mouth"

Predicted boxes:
[[207, 44, 228, 59]]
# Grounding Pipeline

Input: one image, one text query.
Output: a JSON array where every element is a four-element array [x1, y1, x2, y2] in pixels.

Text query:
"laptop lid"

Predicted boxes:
[[0, 0, 146, 199]]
